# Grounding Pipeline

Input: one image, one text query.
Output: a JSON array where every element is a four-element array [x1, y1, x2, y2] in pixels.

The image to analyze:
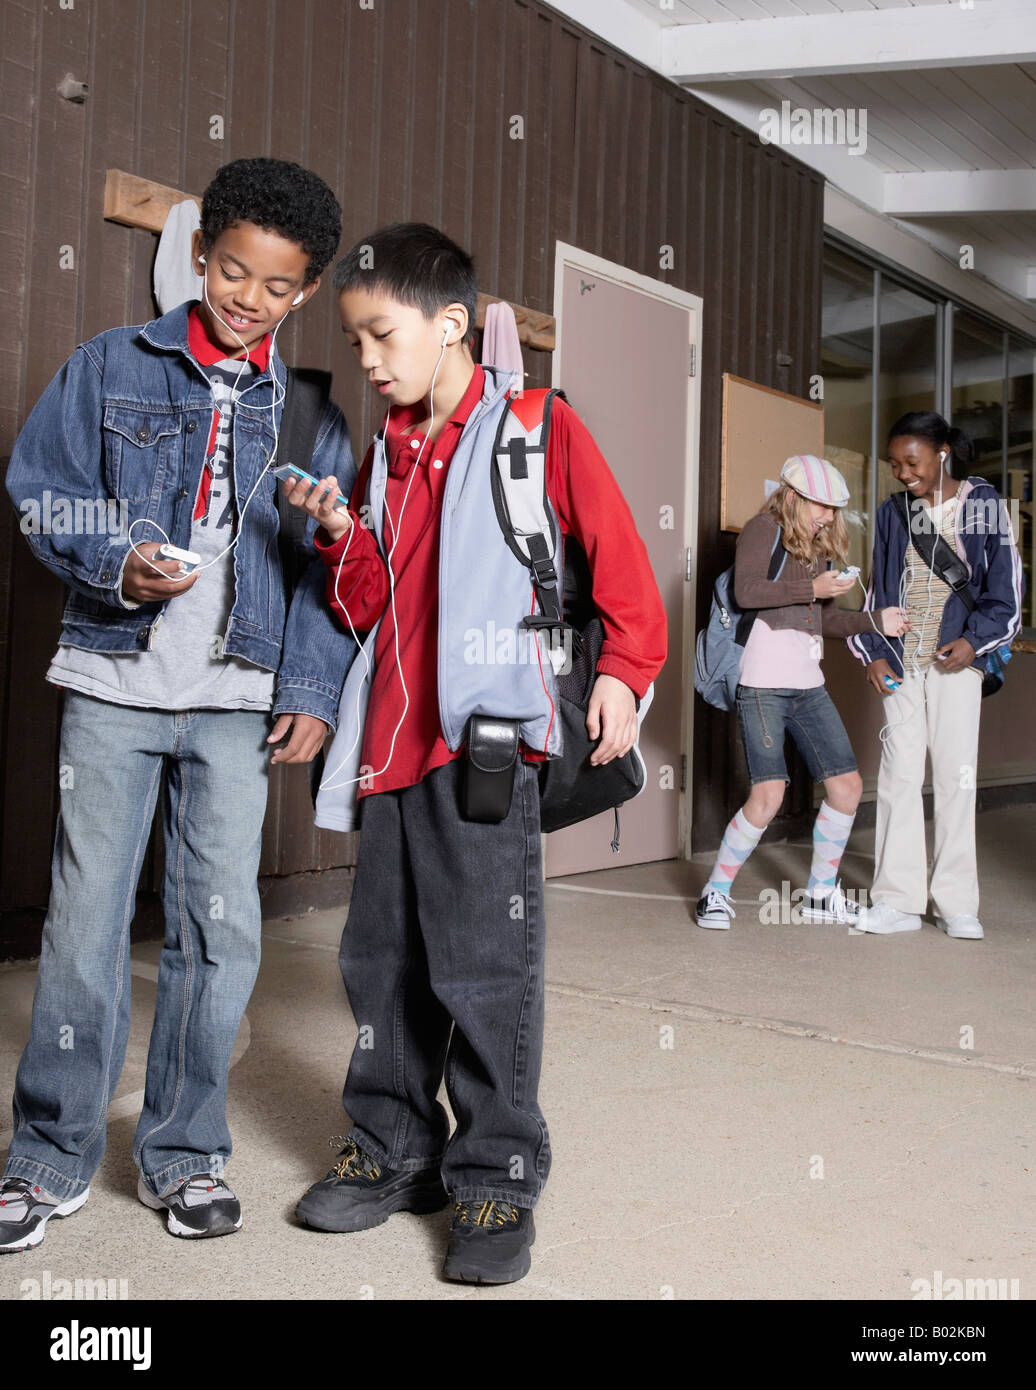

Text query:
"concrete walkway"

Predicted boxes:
[[1, 806, 1032, 1301]]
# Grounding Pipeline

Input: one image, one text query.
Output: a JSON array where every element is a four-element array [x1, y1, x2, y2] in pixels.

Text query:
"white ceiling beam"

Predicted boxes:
[[662, 2, 1036, 82], [540, 0, 663, 73], [884, 171, 1036, 217], [685, 86, 885, 209]]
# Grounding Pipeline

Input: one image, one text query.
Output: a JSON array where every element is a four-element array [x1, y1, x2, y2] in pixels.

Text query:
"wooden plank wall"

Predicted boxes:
[[0, 0, 824, 931]]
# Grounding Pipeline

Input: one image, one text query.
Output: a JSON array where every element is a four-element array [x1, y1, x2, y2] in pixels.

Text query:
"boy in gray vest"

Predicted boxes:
[[284, 223, 666, 1283]]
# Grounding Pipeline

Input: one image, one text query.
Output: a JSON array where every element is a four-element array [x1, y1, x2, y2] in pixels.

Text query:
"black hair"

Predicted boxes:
[[200, 158, 341, 284], [887, 410, 975, 472], [332, 222, 478, 340]]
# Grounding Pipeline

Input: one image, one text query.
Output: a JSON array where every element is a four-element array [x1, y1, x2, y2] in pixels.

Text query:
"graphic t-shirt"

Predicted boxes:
[[48, 357, 276, 711]]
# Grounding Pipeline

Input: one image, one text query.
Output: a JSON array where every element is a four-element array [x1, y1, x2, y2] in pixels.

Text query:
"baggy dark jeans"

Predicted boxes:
[[338, 758, 550, 1208]]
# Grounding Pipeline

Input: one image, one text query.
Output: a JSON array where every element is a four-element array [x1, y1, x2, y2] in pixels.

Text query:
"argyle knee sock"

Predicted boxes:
[[706, 808, 765, 896], [806, 801, 855, 897]]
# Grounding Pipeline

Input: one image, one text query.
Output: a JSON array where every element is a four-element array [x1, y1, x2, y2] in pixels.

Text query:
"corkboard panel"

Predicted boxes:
[[721, 373, 824, 532]]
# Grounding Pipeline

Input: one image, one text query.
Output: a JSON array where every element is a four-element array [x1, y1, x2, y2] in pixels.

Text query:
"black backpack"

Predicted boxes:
[[274, 366, 333, 590], [488, 388, 652, 851]]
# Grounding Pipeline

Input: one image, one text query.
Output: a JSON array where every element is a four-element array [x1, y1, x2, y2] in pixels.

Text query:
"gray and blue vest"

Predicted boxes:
[[315, 367, 562, 832]]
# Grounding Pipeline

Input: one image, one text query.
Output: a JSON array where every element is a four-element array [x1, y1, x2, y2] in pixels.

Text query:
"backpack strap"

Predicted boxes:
[[276, 366, 332, 584], [490, 388, 567, 628], [733, 525, 787, 645], [891, 490, 975, 614]]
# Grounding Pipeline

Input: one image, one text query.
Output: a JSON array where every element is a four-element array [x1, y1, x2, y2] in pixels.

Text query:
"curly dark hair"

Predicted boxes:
[[200, 158, 341, 284]]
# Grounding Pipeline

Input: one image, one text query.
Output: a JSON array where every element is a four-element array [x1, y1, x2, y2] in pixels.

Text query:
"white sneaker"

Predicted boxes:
[[800, 880, 862, 925], [695, 888, 735, 930], [856, 901, 922, 935], [936, 913, 984, 940]]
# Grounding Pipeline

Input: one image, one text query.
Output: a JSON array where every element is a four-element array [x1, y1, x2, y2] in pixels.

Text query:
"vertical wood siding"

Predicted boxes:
[[0, 0, 823, 921]]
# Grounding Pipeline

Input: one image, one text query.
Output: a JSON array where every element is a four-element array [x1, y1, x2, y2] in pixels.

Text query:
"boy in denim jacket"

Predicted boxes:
[[1, 158, 355, 1249]]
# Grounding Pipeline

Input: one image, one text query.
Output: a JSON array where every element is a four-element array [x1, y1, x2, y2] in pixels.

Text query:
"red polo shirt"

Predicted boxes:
[[187, 307, 272, 520], [315, 365, 667, 799]]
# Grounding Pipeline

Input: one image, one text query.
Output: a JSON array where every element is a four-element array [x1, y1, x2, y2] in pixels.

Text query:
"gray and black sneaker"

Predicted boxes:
[[695, 888, 735, 930], [0, 1178, 90, 1253], [295, 1136, 448, 1233], [443, 1200, 535, 1285], [799, 881, 862, 925], [138, 1173, 242, 1239]]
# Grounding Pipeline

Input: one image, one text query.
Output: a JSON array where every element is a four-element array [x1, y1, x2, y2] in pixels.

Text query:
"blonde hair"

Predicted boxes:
[[760, 484, 849, 573]]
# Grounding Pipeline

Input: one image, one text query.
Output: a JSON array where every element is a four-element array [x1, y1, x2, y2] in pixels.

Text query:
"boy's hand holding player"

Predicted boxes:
[[121, 541, 200, 601], [270, 475, 355, 763], [281, 473, 353, 542]]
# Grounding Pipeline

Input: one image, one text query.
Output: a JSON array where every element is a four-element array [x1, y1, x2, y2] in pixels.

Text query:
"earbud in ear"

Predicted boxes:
[[939, 452, 947, 462], [292, 291, 304, 306], [441, 323, 452, 347], [198, 254, 206, 265]]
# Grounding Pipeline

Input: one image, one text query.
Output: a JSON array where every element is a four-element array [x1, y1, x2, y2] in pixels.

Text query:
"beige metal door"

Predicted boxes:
[[546, 246, 700, 877]]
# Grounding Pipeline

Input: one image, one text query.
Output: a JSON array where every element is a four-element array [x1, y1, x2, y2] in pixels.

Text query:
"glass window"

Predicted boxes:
[[876, 280, 938, 511], [952, 311, 1005, 488], [822, 238, 1036, 633], [820, 246, 874, 575]]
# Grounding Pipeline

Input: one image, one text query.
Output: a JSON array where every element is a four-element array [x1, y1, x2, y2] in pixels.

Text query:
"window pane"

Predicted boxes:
[[821, 246, 873, 573], [877, 281, 938, 511], [1008, 337, 1035, 629], [952, 311, 1004, 487]]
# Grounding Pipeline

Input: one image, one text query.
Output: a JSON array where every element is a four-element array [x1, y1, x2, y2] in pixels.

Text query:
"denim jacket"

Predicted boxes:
[[5, 302, 358, 729]]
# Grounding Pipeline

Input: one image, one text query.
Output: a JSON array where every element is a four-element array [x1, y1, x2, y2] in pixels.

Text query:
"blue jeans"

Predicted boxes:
[[4, 692, 270, 1200], [736, 684, 857, 785], [338, 758, 550, 1208]]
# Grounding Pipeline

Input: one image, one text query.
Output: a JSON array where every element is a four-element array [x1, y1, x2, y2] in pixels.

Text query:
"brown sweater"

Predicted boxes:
[[733, 512, 874, 639]]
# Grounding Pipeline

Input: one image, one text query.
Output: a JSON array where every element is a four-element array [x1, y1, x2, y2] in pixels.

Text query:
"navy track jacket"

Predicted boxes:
[[847, 478, 1025, 680]]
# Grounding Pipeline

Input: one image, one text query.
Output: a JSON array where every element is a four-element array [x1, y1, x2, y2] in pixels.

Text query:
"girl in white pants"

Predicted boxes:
[[851, 412, 1024, 940]]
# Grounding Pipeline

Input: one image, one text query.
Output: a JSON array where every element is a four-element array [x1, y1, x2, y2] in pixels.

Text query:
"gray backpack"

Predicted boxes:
[[694, 527, 786, 711]]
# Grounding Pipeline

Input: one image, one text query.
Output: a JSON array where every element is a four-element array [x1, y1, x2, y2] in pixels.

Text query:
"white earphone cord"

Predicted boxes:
[[853, 462, 947, 745], [128, 269, 299, 580], [318, 330, 451, 793]]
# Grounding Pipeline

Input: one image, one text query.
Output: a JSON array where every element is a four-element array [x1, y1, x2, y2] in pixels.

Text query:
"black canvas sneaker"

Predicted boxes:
[[799, 881, 862, 925], [138, 1173, 242, 1238], [295, 1136, 448, 1232], [695, 888, 735, 929], [443, 1200, 535, 1285], [0, 1178, 90, 1253]]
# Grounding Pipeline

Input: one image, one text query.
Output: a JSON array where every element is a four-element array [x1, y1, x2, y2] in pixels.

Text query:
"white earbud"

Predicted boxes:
[[939, 451, 947, 462], [292, 290, 304, 306], [198, 254, 206, 266]]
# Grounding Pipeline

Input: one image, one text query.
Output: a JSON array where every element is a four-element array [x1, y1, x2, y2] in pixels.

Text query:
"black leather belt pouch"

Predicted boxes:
[[462, 716, 520, 823]]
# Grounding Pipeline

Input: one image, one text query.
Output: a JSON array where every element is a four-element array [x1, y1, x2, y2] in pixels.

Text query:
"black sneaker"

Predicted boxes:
[[799, 881, 862, 925], [443, 1200, 535, 1285], [137, 1173, 242, 1238], [0, 1178, 90, 1254], [695, 888, 735, 929], [295, 1136, 448, 1233]]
